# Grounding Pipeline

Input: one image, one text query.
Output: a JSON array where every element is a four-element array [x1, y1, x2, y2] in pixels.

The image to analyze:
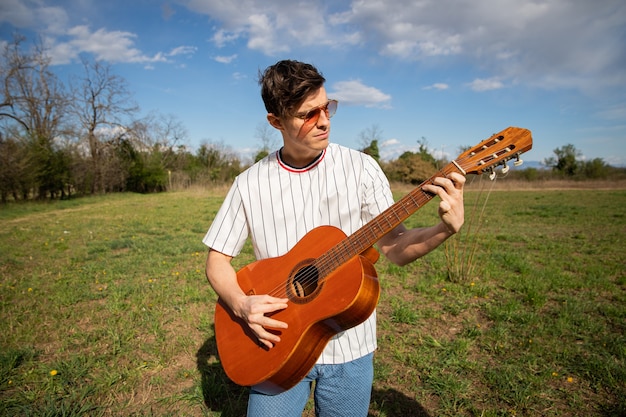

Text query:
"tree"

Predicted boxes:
[[254, 122, 278, 162], [0, 134, 33, 202], [581, 157, 610, 179], [416, 136, 437, 166], [383, 151, 435, 184], [362, 140, 380, 162], [0, 35, 70, 199], [70, 59, 138, 193], [544, 144, 581, 177], [359, 124, 383, 162], [195, 140, 242, 183]]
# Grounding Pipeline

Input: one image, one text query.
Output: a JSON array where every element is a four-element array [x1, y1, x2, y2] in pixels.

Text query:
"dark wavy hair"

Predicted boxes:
[[258, 60, 325, 118]]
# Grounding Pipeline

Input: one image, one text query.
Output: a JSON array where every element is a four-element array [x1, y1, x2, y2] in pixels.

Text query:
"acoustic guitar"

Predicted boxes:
[[213, 126, 533, 394]]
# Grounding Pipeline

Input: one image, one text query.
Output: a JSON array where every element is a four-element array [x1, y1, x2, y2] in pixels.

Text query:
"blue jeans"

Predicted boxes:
[[247, 353, 374, 417]]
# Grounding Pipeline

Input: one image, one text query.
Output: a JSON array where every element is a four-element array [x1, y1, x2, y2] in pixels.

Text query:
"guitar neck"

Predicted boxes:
[[316, 161, 462, 277], [314, 126, 534, 278]]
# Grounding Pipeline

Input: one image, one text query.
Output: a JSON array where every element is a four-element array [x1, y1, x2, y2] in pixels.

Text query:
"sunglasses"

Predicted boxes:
[[293, 99, 338, 123]]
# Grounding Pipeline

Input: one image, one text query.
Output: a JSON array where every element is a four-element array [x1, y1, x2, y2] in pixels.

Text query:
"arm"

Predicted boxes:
[[205, 249, 288, 349], [378, 172, 465, 266]]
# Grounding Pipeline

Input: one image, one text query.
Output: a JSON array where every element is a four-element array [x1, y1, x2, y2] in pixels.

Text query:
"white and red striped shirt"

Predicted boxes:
[[203, 142, 394, 364]]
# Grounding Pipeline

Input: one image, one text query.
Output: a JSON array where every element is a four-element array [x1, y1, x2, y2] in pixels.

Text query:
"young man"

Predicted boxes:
[[203, 60, 465, 416]]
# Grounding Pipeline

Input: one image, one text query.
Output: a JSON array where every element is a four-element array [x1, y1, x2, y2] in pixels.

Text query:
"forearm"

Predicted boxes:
[[205, 249, 289, 348], [379, 172, 464, 266], [205, 250, 246, 315], [379, 222, 454, 266]]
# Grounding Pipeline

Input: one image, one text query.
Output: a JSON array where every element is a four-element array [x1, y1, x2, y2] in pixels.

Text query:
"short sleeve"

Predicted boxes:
[[202, 178, 249, 257]]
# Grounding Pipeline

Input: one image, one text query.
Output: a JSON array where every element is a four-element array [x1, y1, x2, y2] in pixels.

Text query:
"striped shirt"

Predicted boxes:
[[203, 142, 394, 364]]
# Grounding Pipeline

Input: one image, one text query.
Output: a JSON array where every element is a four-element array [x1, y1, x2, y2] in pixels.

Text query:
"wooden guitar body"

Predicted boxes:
[[214, 225, 381, 395]]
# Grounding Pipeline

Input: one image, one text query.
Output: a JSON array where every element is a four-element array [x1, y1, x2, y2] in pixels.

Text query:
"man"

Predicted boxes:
[[203, 60, 465, 416]]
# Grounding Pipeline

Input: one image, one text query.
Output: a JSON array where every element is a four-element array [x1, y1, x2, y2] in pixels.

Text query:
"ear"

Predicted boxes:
[[267, 114, 284, 131]]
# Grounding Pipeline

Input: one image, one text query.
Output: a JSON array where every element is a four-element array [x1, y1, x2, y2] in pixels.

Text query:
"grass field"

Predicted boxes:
[[0, 183, 624, 416]]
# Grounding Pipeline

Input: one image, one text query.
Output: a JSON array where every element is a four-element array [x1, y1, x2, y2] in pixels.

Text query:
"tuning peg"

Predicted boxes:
[[489, 169, 497, 180], [501, 164, 510, 174], [514, 158, 524, 167]]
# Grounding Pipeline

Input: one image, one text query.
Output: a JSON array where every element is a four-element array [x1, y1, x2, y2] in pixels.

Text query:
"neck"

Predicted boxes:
[[279, 148, 324, 169]]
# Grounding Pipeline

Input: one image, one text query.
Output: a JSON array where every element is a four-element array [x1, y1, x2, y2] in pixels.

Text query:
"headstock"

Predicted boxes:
[[454, 127, 533, 178]]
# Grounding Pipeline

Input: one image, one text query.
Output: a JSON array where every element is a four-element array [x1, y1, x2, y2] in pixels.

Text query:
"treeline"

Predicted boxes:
[[360, 133, 624, 185], [1, 36, 622, 203], [0, 35, 245, 202]]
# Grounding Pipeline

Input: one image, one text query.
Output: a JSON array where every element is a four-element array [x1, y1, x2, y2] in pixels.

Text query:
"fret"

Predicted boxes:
[[316, 125, 533, 279], [316, 162, 457, 277]]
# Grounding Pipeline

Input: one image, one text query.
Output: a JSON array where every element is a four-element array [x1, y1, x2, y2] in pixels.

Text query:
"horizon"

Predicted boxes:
[[1, 0, 625, 167]]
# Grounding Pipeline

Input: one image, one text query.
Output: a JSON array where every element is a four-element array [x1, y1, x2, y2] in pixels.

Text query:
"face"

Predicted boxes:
[[267, 87, 336, 167]]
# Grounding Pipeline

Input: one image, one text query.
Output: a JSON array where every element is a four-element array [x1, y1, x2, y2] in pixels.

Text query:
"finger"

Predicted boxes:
[[440, 200, 452, 213], [263, 316, 288, 329], [252, 323, 284, 348], [432, 177, 457, 193], [266, 296, 289, 303], [252, 300, 289, 316], [448, 172, 466, 188], [422, 183, 441, 197], [247, 307, 288, 329], [255, 331, 280, 349]]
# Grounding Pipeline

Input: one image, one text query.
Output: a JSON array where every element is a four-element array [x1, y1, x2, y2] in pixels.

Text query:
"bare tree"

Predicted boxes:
[[253, 122, 278, 162], [358, 124, 383, 162], [70, 58, 138, 193], [358, 125, 383, 149], [0, 35, 71, 199], [0, 36, 31, 132], [147, 112, 188, 167]]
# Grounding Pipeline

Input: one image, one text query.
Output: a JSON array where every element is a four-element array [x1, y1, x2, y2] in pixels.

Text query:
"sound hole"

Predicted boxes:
[[287, 261, 322, 304]]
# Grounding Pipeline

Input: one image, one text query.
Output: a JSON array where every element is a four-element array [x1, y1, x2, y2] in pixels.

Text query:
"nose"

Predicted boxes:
[[316, 108, 330, 128]]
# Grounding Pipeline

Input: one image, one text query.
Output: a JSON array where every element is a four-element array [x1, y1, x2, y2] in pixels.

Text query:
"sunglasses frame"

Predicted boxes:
[[293, 99, 338, 122]]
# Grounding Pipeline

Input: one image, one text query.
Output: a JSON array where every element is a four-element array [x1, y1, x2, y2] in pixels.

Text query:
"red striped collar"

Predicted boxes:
[[276, 148, 326, 173]]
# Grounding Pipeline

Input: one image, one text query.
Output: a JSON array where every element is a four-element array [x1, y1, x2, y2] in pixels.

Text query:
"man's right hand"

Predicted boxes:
[[235, 294, 289, 349]]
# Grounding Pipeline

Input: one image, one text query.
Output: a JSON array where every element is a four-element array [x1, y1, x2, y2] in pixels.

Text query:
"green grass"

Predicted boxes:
[[0, 187, 624, 416]]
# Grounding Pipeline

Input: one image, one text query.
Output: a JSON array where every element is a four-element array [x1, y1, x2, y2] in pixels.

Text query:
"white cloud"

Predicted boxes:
[[329, 80, 391, 108], [2, 1, 185, 67], [212, 29, 243, 48], [0, 0, 52, 29], [214, 54, 237, 64], [468, 78, 504, 92], [381, 138, 400, 147], [6, 0, 626, 95], [379, 138, 418, 161], [185, 0, 356, 55], [181, 0, 626, 93], [55, 25, 167, 64], [168, 46, 197, 57], [423, 83, 449, 91]]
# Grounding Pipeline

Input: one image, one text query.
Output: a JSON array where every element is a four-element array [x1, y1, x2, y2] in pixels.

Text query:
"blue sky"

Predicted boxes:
[[1, 0, 625, 166]]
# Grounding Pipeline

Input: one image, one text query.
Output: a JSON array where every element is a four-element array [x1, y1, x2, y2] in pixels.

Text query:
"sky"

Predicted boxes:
[[1, 0, 625, 166]]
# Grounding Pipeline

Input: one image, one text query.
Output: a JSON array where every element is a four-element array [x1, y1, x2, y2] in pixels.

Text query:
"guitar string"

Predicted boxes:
[[261, 131, 525, 298], [282, 132, 519, 296], [259, 177, 438, 299], [258, 161, 466, 300]]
